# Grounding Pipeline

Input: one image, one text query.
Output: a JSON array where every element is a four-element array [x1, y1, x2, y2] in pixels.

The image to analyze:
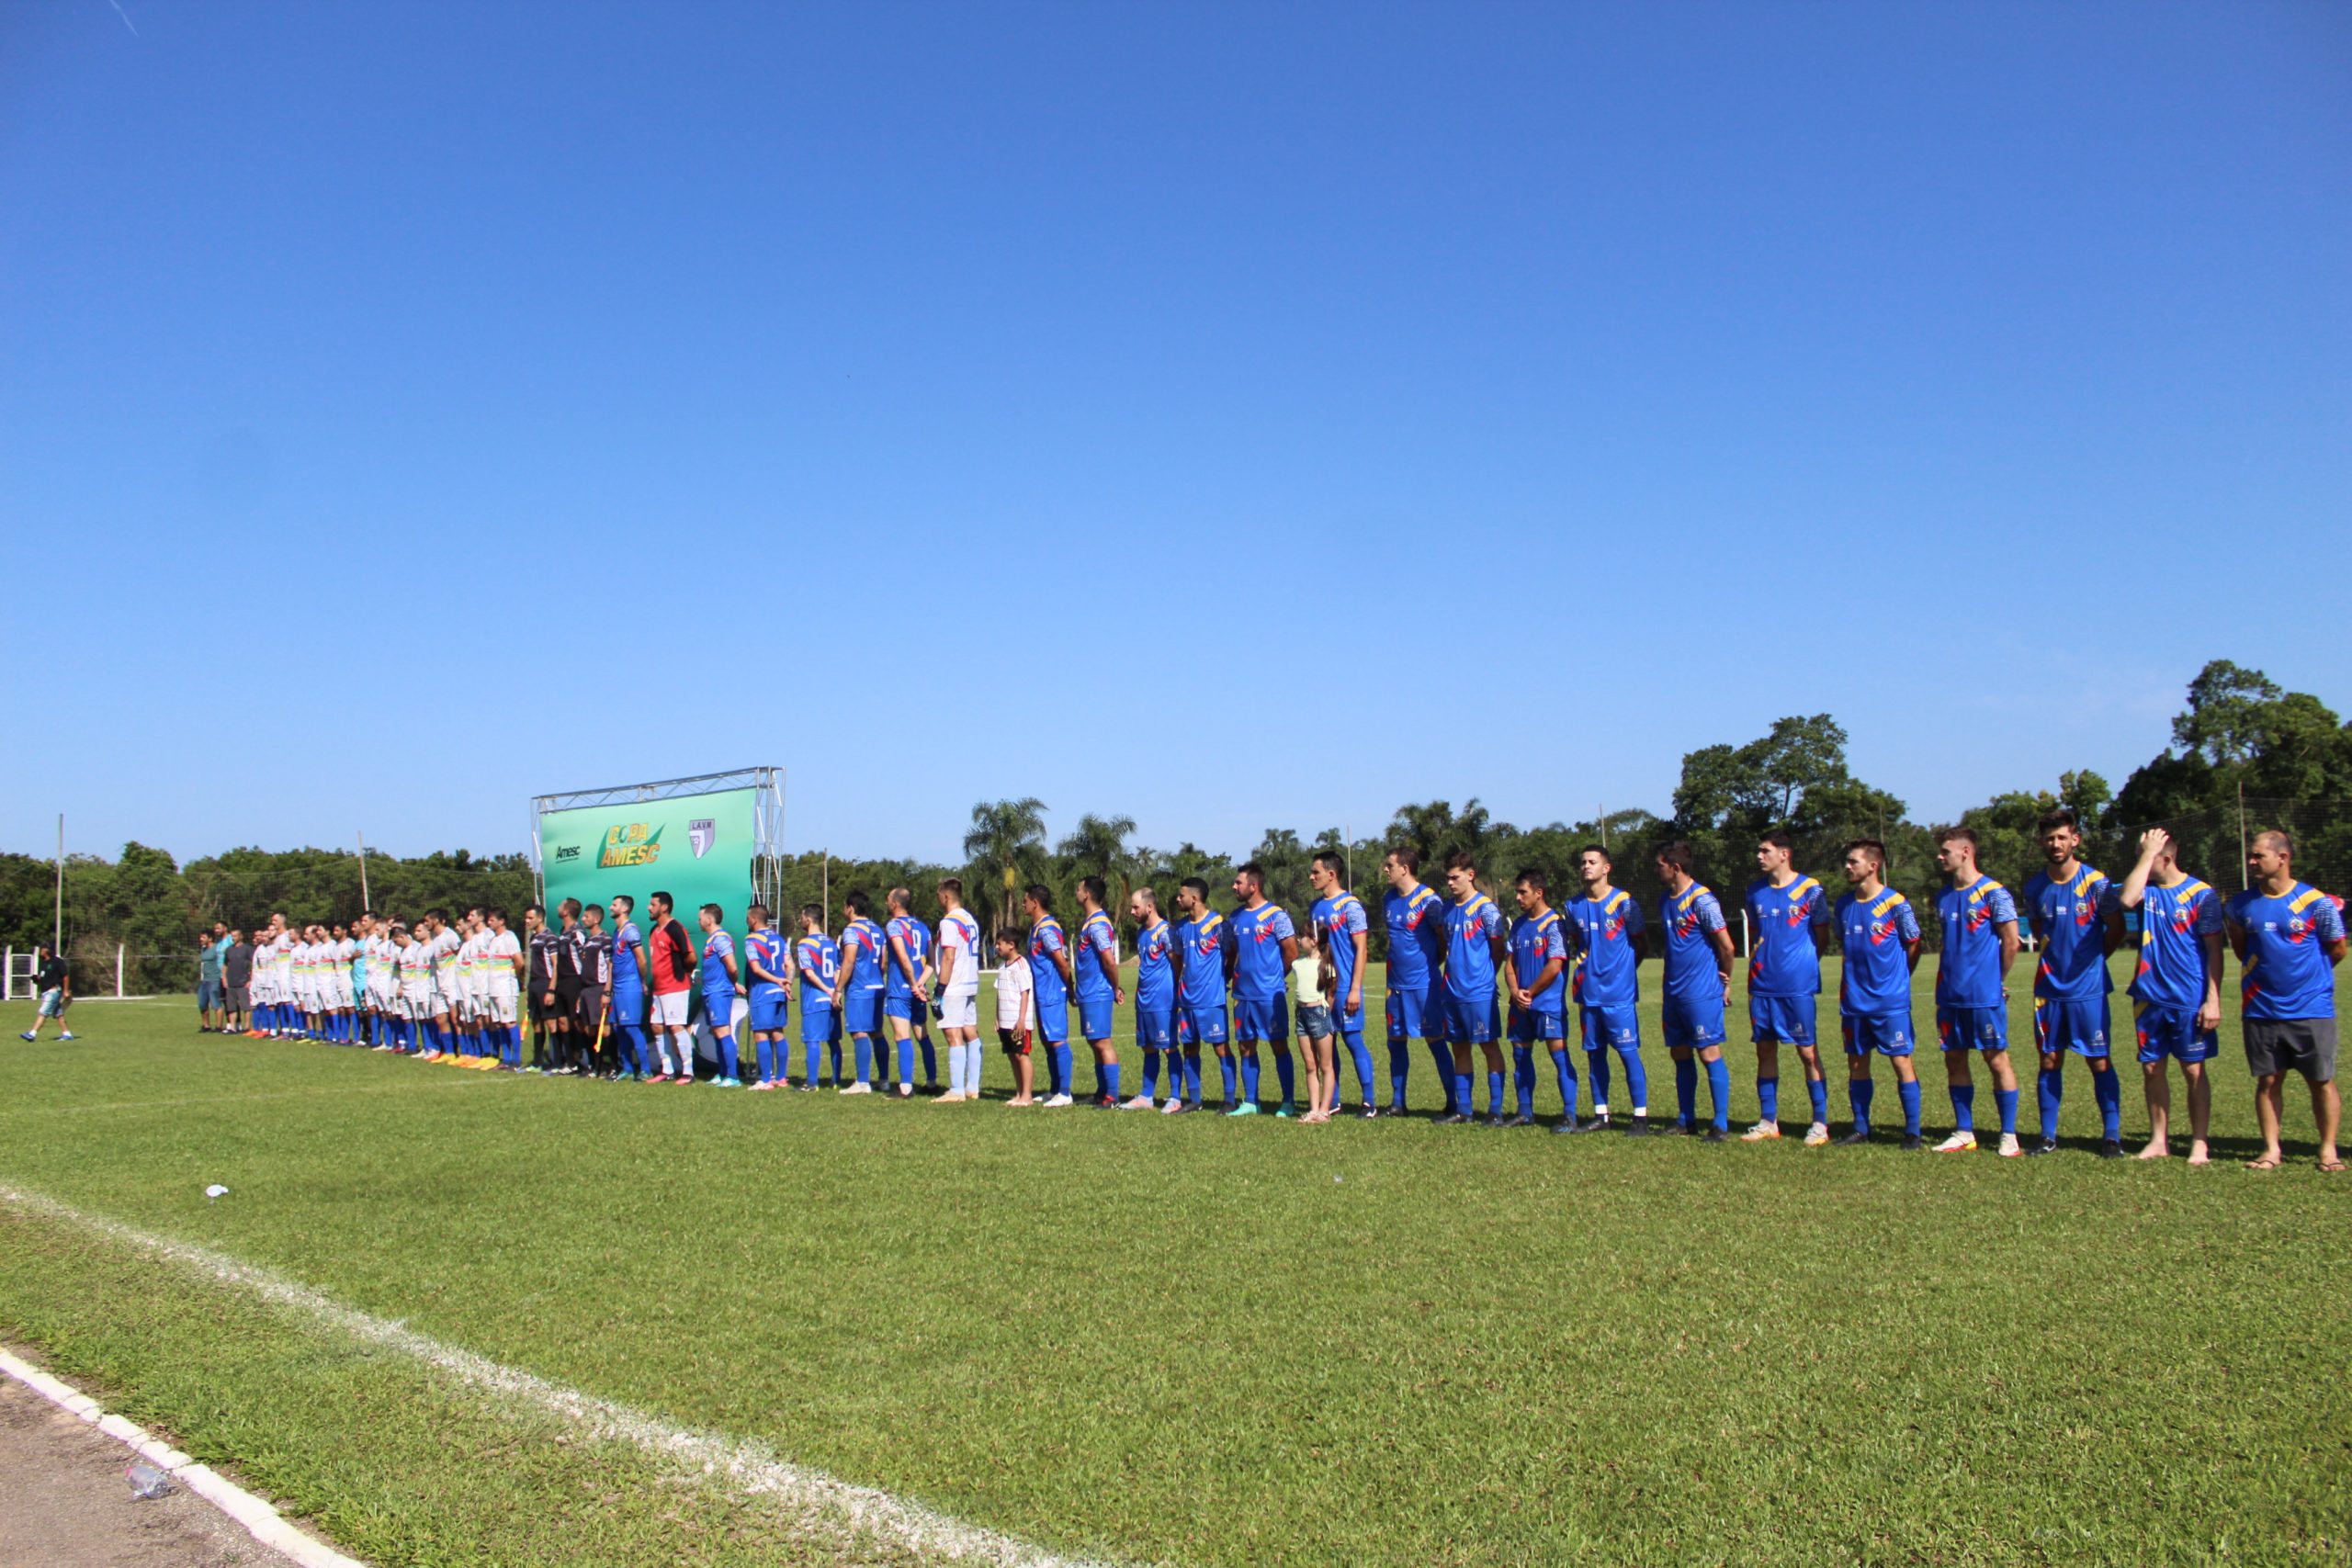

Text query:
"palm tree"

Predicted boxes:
[[963, 798, 1049, 934], [1057, 812, 1139, 909]]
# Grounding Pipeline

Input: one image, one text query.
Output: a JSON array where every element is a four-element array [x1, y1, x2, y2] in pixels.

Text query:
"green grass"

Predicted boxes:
[[3, 959, 2348, 1567]]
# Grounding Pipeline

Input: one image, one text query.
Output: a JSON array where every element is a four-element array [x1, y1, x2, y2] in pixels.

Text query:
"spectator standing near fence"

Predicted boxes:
[[20, 942, 74, 1042], [198, 922, 231, 1032]]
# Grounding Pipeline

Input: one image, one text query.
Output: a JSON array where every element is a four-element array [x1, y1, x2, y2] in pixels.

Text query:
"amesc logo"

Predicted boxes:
[[552, 844, 582, 863], [599, 822, 663, 869]]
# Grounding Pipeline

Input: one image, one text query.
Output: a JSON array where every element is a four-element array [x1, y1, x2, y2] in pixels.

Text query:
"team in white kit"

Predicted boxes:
[[238, 908, 526, 1064]]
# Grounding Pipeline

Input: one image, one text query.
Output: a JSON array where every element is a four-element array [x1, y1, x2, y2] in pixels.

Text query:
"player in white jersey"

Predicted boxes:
[[395, 922, 434, 1052], [482, 908, 524, 1068], [330, 923, 358, 1043], [270, 922, 299, 1036], [463, 908, 496, 1063]]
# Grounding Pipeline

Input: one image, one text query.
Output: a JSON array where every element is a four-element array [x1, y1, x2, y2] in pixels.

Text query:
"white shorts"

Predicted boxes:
[[401, 987, 431, 1020], [327, 977, 353, 1009], [487, 990, 518, 1025], [369, 977, 397, 1009], [940, 989, 979, 1029], [651, 991, 690, 1028]]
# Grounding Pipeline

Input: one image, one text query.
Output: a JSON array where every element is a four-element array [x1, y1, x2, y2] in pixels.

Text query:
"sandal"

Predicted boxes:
[[2244, 1155, 2283, 1171], [2319, 1158, 2346, 1174]]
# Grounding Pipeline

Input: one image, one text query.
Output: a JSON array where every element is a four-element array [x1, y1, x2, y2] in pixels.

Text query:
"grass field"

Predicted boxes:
[[3, 957, 2347, 1567]]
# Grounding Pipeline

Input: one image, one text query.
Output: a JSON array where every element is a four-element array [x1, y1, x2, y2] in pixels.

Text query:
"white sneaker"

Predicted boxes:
[[1120, 1094, 1155, 1110], [935, 1090, 967, 1104], [1933, 1131, 1978, 1154], [839, 1082, 873, 1096], [1041, 1092, 1073, 1108], [1159, 1098, 1185, 1114], [1997, 1133, 2024, 1157], [1802, 1122, 1831, 1147], [60, 1031, 77, 1041]]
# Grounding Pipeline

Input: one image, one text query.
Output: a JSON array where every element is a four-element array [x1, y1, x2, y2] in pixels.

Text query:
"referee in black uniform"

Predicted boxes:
[[525, 905, 564, 1074]]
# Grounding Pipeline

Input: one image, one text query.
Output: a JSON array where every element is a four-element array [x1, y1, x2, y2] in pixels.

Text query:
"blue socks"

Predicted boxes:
[[1807, 1076, 1829, 1124], [1586, 1046, 1611, 1111], [854, 1037, 873, 1084], [1897, 1078, 1922, 1136], [1273, 1050, 1295, 1107], [1950, 1082, 1975, 1131], [1104, 1061, 1121, 1100], [897, 1037, 914, 1087], [2092, 1062, 2121, 1139], [1511, 1046, 1536, 1115], [804, 1042, 822, 1086], [1142, 1049, 1162, 1099], [1485, 1069, 1504, 1116], [1675, 1056, 1698, 1127], [1182, 1050, 1203, 1104], [1240, 1054, 1261, 1103], [1996, 1086, 2019, 1135], [755, 1038, 777, 1084], [1386, 1038, 1410, 1111], [717, 1034, 739, 1080], [1705, 1057, 1731, 1131], [1551, 1048, 1578, 1119], [1613, 1043, 1647, 1111], [1758, 1074, 1780, 1122], [1426, 1041, 1455, 1111], [1345, 1033, 1375, 1109], [919, 1033, 936, 1085], [1049, 1043, 1073, 1098], [1850, 1074, 1875, 1133], [2037, 1067, 2063, 1140], [1218, 1053, 1238, 1105]]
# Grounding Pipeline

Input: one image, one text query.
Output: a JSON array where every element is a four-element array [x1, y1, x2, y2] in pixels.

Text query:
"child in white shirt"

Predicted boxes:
[[994, 933, 1037, 1107]]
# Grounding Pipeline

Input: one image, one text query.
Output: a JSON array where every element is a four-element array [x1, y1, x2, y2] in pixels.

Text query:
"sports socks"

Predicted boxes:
[[1675, 1055, 1698, 1127], [1586, 1045, 1611, 1112], [1239, 1053, 1261, 1104], [1896, 1078, 1922, 1136], [1217, 1052, 1238, 1106], [1386, 1038, 1410, 1111], [1807, 1076, 1830, 1124], [1426, 1040, 1455, 1112], [1612, 1041, 1648, 1112], [1272, 1049, 1295, 1108], [2037, 1066, 2063, 1140], [1850, 1075, 1875, 1134], [1182, 1049, 1204, 1105], [1758, 1073, 1780, 1123], [1951, 1082, 1976, 1131], [2091, 1061, 2121, 1140], [1048, 1043, 1073, 1098], [1103, 1061, 1121, 1100], [1551, 1046, 1578, 1119], [1704, 1057, 1731, 1131], [1996, 1086, 2019, 1135], [1141, 1048, 1162, 1100], [1511, 1045, 1536, 1116]]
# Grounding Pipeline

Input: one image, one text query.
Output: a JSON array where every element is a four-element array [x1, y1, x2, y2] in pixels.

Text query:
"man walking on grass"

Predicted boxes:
[[19, 942, 74, 1042]]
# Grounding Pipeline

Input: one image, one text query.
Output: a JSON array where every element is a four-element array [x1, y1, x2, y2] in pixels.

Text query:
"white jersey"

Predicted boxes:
[[937, 908, 982, 994], [995, 955, 1034, 1030], [428, 928, 461, 996], [483, 931, 522, 995]]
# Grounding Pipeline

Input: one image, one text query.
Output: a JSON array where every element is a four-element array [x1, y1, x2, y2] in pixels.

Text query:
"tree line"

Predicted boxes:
[[12, 660, 2349, 989]]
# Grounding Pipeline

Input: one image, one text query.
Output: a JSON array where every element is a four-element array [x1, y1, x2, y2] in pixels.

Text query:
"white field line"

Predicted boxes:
[[0, 1343, 368, 1568], [0, 1181, 1112, 1568]]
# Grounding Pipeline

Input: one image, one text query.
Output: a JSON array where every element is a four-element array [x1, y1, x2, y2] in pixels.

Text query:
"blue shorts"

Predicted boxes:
[[1333, 1001, 1365, 1042], [1136, 1006, 1174, 1049], [1079, 998, 1115, 1041], [1035, 992, 1069, 1045], [2033, 997, 2111, 1057], [197, 978, 222, 1009], [1385, 981, 1437, 1042], [800, 1007, 839, 1047], [1747, 994, 1816, 1046], [844, 991, 882, 1035], [1936, 1005, 2007, 1053], [1234, 996, 1289, 1043], [610, 985, 646, 1027], [1295, 1003, 1334, 1041], [1661, 993, 1727, 1050], [1443, 990, 1498, 1044], [1580, 1004, 1638, 1054], [749, 992, 788, 1032], [1842, 1009, 1915, 1057], [885, 993, 920, 1022], [1176, 1002, 1227, 1047], [2133, 1003, 2218, 1065], [702, 990, 740, 1035], [1509, 1005, 1565, 1044]]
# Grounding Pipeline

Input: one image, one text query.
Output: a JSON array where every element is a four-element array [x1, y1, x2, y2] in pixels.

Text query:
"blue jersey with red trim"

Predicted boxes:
[[1836, 888, 1919, 1012], [1659, 883, 1728, 1001], [1566, 888, 1644, 1009], [2131, 876, 2221, 1011], [1746, 876, 1830, 998], [1383, 884, 1446, 988]]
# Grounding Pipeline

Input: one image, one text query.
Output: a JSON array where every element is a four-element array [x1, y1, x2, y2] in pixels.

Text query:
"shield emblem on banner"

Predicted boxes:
[[689, 818, 715, 859]]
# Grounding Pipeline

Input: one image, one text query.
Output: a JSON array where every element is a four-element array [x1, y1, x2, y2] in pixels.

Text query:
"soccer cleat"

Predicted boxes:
[[671, 1074, 694, 1087], [1997, 1134, 2024, 1157], [1505, 1112, 1535, 1128], [1273, 1104, 1295, 1119], [1433, 1111, 1470, 1125], [1577, 1113, 1612, 1134], [1551, 1116, 1579, 1134], [1041, 1092, 1074, 1108], [895, 1084, 914, 1099], [2029, 1137, 2060, 1156], [1702, 1126, 1730, 1144], [840, 1082, 873, 1096], [1933, 1131, 1978, 1154], [1224, 1101, 1258, 1117], [1900, 1134, 1926, 1151], [1741, 1122, 1781, 1143], [1164, 1100, 1195, 1114], [2097, 1139, 2126, 1159], [1358, 1103, 1379, 1119], [1833, 1128, 1872, 1146], [1120, 1094, 1155, 1110], [1485, 1113, 1511, 1129], [1803, 1122, 1831, 1146], [1623, 1116, 1653, 1137]]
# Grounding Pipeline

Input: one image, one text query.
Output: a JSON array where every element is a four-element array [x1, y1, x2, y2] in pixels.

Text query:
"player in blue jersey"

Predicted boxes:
[[1565, 846, 1652, 1133], [695, 903, 743, 1088], [1308, 852, 1378, 1117], [1928, 829, 2024, 1156], [2224, 830, 2346, 1172], [2021, 807, 2124, 1156], [1074, 877, 1125, 1108], [1436, 852, 1510, 1126], [834, 892, 888, 1095], [2116, 828, 2222, 1164], [883, 887, 937, 1098], [1228, 863, 1300, 1116], [1170, 877, 1229, 1112], [1024, 885, 1078, 1107], [1382, 847, 1455, 1116], [1744, 831, 1836, 1145], [607, 894, 652, 1082], [1656, 841, 1736, 1141], [743, 903, 791, 1089], [1125, 887, 1177, 1110], [796, 906, 842, 1089], [1508, 870, 1572, 1131], [1833, 840, 1925, 1148]]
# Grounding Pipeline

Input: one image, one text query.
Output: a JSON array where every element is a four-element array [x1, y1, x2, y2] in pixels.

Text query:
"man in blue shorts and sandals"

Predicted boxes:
[[2116, 829, 2222, 1164], [2225, 830, 2345, 1173], [1833, 839, 1925, 1149]]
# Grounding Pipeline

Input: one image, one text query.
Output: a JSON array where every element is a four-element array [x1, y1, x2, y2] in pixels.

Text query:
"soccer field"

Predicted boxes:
[[2, 960, 2346, 1567]]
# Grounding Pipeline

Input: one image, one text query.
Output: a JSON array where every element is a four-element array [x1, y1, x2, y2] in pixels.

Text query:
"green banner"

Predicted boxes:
[[539, 787, 761, 957]]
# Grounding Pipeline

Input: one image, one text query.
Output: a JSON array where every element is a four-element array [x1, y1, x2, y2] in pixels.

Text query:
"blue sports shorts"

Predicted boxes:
[[1233, 996, 1289, 1043], [1136, 1006, 1174, 1049], [1843, 1008, 1915, 1057], [2133, 1002, 2217, 1065], [749, 992, 788, 1032], [1747, 994, 1817, 1046], [1079, 998, 1115, 1041], [1035, 991, 1069, 1045], [1176, 1002, 1228, 1047], [843, 990, 882, 1034], [702, 989, 740, 1035], [1443, 990, 1498, 1044], [1661, 993, 1727, 1050], [800, 1006, 839, 1047], [2032, 997, 2111, 1057], [1509, 1005, 1565, 1044], [1936, 1005, 2007, 1053], [1580, 1003, 1638, 1054], [609, 985, 646, 1027], [885, 993, 919, 1022], [1385, 981, 1436, 1042]]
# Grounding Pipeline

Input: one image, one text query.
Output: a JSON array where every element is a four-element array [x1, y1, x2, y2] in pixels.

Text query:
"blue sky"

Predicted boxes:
[[5, 1, 2346, 867]]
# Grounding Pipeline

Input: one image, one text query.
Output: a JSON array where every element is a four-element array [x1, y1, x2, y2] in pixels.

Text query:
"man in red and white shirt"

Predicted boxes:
[[646, 890, 698, 1081]]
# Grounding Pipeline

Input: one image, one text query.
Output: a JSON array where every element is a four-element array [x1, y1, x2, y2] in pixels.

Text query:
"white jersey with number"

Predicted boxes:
[[484, 931, 522, 998]]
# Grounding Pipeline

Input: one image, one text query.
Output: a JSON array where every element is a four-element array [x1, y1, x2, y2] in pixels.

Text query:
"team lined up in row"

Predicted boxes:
[[206, 809, 2346, 1170]]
